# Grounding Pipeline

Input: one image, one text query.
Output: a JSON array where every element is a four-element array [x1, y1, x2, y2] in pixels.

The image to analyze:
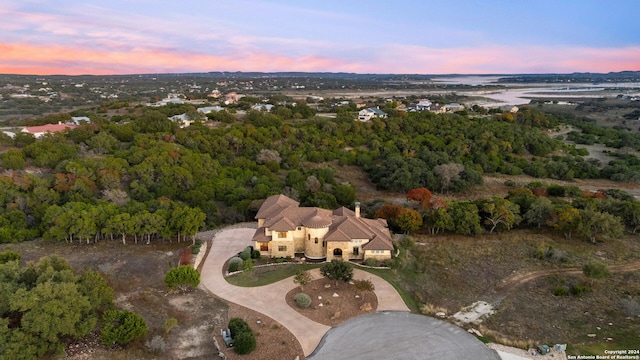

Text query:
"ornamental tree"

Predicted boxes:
[[320, 260, 353, 287]]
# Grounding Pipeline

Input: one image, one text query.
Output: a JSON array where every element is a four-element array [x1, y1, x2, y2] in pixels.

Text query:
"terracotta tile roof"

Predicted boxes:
[[332, 207, 355, 217], [255, 194, 393, 250], [23, 123, 76, 134], [326, 216, 374, 241], [324, 228, 351, 241], [362, 236, 394, 251], [302, 209, 332, 228], [255, 194, 299, 219], [266, 215, 298, 232]]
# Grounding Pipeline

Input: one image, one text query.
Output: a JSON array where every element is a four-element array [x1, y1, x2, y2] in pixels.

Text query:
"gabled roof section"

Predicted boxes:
[[325, 228, 351, 241], [255, 194, 300, 219], [327, 216, 376, 240], [333, 207, 355, 217], [23, 123, 76, 134], [252, 228, 271, 242], [264, 214, 297, 232], [362, 235, 394, 251], [368, 107, 387, 116]]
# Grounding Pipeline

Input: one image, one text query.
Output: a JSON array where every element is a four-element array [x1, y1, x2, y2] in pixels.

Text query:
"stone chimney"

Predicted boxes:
[[355, 201, 360, 218]]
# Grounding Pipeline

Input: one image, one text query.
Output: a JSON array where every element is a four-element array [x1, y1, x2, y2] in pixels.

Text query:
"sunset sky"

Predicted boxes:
[[2, 0, 639, 75]]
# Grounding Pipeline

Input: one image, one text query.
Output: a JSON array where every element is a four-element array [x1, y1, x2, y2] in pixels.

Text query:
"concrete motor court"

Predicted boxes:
[[200, 227, 500, 359]]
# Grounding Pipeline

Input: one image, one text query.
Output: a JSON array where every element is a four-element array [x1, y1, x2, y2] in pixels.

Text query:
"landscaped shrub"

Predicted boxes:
[[240, 246, 252, 261], [243, 259, 253, 271], [294, 293, 312, 308], [251, 249, 261, 259], [164, 265, 200, 290], [363, 258, 379, 267], [178, 248, 193, 265], [228, 257, 243, 272], [228, 318, 251, 338], [227, 317, 256, 354], [191, 242, 202, 254], [234, 330, 256, 354]]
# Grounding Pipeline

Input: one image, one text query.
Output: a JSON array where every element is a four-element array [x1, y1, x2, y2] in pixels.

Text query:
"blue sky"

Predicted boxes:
[[1, 0, 639, 75]]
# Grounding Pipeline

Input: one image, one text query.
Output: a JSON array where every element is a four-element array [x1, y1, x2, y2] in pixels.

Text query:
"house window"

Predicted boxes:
[[314, 237, 318, 244], [308, 234, 311, 241], [297, 227, 301, 230], [278, 245, 287, 252], [260, 243, 268, 251], [278, 232, 287, 238], [353, 246, 359, 255], [322, 241, 326, 247]]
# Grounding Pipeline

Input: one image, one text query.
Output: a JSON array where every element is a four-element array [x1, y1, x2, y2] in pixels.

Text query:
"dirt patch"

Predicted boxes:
[[285, 277, 378, 327], [453, 301, 496, 324]]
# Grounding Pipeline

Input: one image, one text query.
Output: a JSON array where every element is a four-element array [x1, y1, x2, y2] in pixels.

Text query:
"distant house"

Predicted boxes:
[[150, 94, 185, 106], [224, 92, 244, 105], [251, 104, 274, 112], [416, 100, 432, 111], [21, 123, 76, 138], [428, 104, 446, 114], [197, 106, 224, 114], [69, 116, 91, 125], [444, 103, 465, 112], [358, 107, 387, 122], [168, 113, 194, 128], [253, 194, 394, 261]]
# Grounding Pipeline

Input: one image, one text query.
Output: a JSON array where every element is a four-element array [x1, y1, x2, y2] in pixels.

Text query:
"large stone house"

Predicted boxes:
[[252, 194, 394, 261]]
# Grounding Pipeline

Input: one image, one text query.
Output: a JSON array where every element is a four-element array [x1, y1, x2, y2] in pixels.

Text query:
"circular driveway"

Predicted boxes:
[[308, 311, 500, 360]]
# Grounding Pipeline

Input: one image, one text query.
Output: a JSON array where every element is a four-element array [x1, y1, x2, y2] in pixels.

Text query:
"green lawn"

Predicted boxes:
[[225, 263, 322, 287], [354, 265, 421, 313], [224, 260, 420, 313]]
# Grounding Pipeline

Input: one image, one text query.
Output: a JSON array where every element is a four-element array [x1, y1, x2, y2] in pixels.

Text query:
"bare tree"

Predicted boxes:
[[434, 163, 464, 193], [256, 149, 282, 164], [304, 175, 321, 193]]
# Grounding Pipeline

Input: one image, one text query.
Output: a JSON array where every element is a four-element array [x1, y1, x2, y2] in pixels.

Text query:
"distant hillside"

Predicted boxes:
[[497, 71, 640, 83]]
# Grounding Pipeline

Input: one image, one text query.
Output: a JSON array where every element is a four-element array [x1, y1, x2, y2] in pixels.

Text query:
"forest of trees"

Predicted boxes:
[[0, 101, 638, 244], [373, 185, 629, 244]]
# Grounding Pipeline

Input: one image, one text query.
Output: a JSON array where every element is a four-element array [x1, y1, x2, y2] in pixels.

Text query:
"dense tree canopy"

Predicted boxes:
[[0, 255, 114, 360], [0, 103, 637, 244]]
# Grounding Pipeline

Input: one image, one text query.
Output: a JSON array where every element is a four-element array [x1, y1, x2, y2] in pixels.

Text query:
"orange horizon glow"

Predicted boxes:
[[1, 41, 639, 76]]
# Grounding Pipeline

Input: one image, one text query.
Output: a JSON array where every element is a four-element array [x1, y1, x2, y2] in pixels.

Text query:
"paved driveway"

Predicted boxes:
[[200, 228, 330, 355], [309, 312, 501, 360], [200, 228, 497, 359]]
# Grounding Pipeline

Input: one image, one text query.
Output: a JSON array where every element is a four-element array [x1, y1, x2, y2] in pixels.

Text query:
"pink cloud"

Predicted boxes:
[[0, 41, 638, 75], [369, 45, 640, 74], [0, 41, 349, 75]]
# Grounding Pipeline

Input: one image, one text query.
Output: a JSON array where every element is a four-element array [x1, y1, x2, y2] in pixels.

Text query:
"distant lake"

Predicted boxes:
[[433, 76, 640, 107]]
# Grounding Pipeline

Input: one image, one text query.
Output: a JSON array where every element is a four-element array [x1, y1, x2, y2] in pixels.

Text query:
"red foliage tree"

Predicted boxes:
[[373, 204, 405, 221], [406, 188, 432, 209]]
